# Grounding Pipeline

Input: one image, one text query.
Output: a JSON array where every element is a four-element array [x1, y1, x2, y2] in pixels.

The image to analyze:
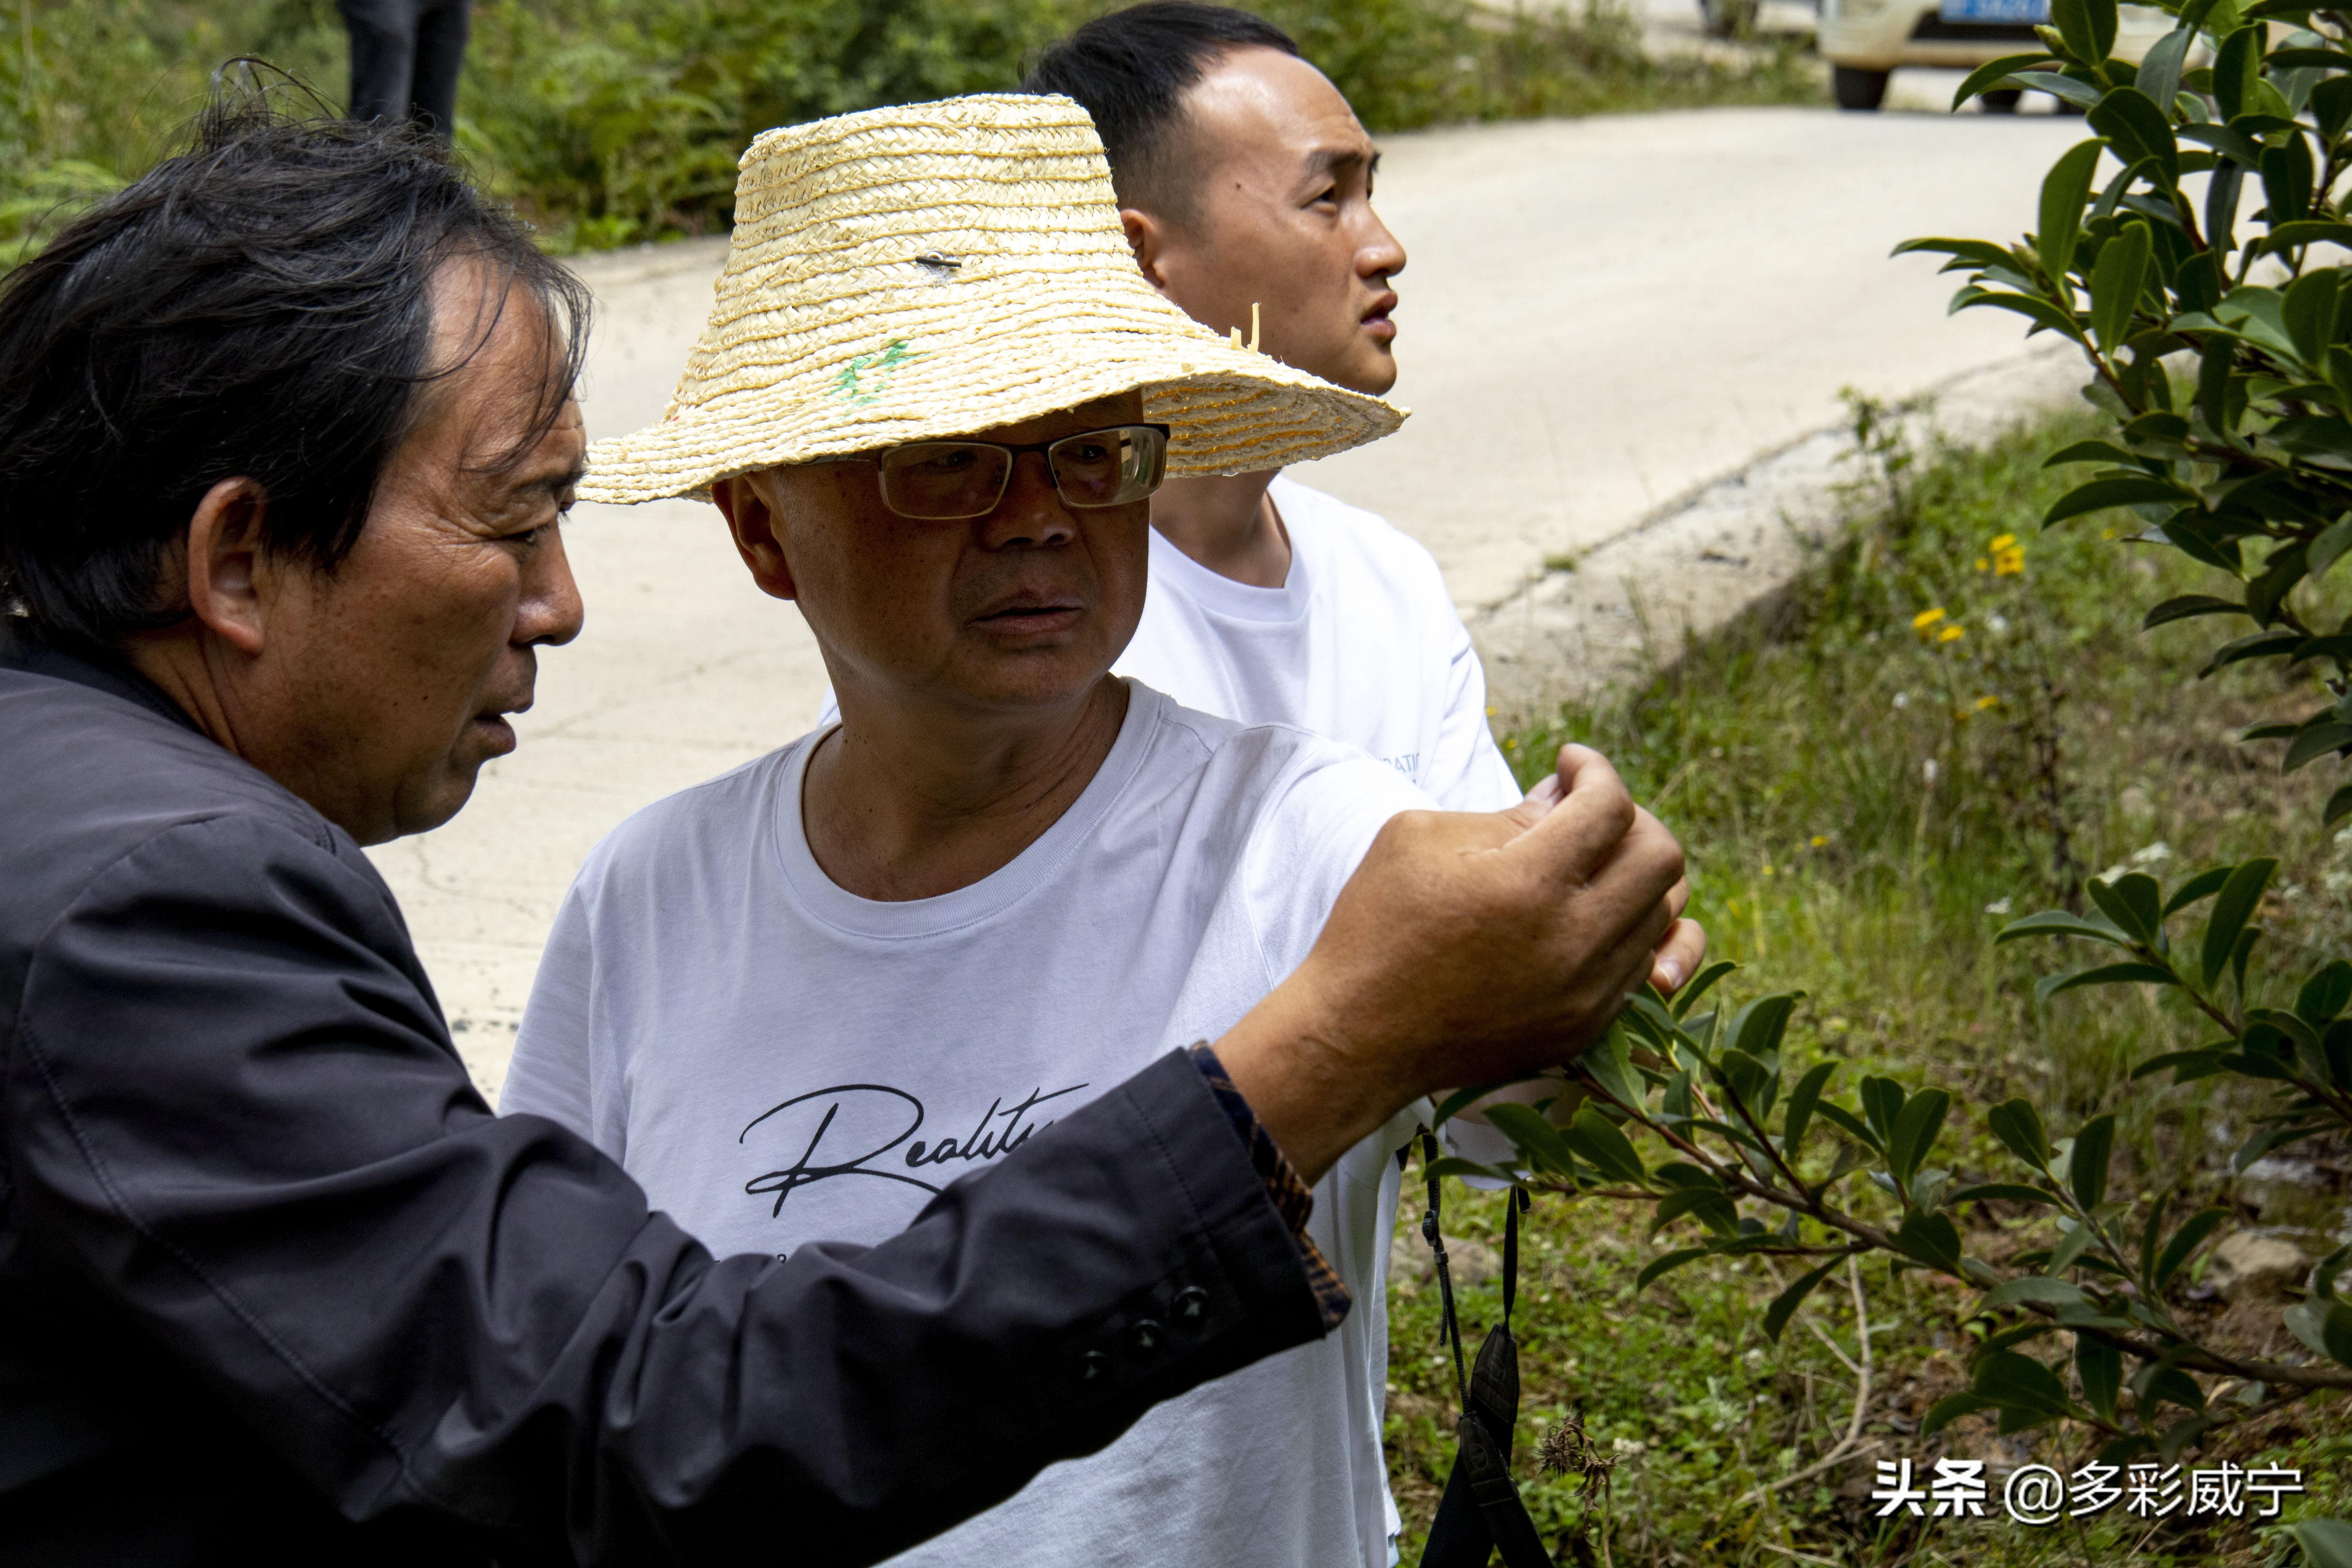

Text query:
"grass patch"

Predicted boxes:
[[1385, 405, 2352, 1565], [0, 0, 1820, 261]]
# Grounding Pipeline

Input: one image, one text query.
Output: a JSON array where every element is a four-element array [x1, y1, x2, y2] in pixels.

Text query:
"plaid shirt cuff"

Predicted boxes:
[[1188, 1042, 1350, 1334]]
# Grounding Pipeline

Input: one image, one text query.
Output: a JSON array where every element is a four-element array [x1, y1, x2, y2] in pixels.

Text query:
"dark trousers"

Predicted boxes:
[[338, 0, 473, 137]]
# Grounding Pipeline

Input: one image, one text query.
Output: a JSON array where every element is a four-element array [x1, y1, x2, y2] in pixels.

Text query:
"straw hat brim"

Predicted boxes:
[[579, 322, 1403, 505]]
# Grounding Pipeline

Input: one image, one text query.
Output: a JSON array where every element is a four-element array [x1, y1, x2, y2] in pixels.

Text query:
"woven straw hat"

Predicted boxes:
[[578, 93, 1405, 505]]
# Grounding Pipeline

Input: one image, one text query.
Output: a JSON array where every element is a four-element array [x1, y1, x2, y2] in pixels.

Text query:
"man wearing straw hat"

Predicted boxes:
[[501, 94, 1698, 1568]]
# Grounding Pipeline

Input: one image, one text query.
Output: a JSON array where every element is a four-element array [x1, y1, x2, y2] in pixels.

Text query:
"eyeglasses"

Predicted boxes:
[[858, 423, 1171, 521]]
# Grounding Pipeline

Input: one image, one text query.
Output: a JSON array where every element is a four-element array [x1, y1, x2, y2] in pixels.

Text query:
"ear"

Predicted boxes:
[[713, 473, 799, 602], [1120, 208, 1176, 295], [183, 477, 272, 657]]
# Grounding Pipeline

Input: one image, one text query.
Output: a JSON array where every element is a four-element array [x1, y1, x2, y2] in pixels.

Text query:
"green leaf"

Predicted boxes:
[[2048, 0, 2119, 63], [2050, 1218, 2097, 1272], [2163, 865, 2234, 917], [1988, 1098, 2053, 1169], [1780, 1061, 1835, 1163], [1892, 236, 2026, 271], [1887, 1089, 1952, 1189], [2036, 962, 2181, 1004], [1485, 1102, 1581, 1176], [1559, 1105, 1649, 1186], [2259, 220, 2352, 254], [2008, 69, 2105, 109], [2045, 439, 2146, 468], [2285, 722, 2352, 772], [2179, 120, 2268, 168], [2297, 960, 2352, 1024], [2144, 594, 2251, 628], [1973, 1349, 2074, 1414], [1669, 959, 1738, 1020], [2154, 1208, 2231, 1289], [2138, 26, 2194, 110], [1858, 1076, 1905, 1147], [1813, 1101, 1882, 1154], [1637, 1246, 1715, 1290], [1581, 1027, 1647, 1111], [2132, 1359, 2207, 1413], [2044, 475, 2189, 526], [2071, 1113, 2116, 1209], [1984, 1275, 2089, 1309], [2329, 783, 2352, 828], [2201, 858, 2278, 988], [2286, 1520, 2352, 1568], [2039, 140, 2106, 286], [1952, 286, 2088, 344], [1994, 908, 2132, 947], [2087, 89, 2178, 187], [2088, 219, 2154, 355], [2130, 1047, 2227, 1082], [1951, 53, 2062, 109], [2287, 265, 2344, 362], [2078, 1334, 2123, 1422], [2264, 132, 2319, 232], [1729, 993, 1802, 1065], [2216, 21, 2265, 120], [1947, 1182, 2057, 1206], [1763, 1254, 1847, 1342], [2199, 630, 2306, 677], [1895, 1209, 1964, 1271], [2286, 1296, 2352, 1365], [1649, 1186, 1738, 1237], [2310, 516, 2352, 583], [2084, 872, 2161, 941]]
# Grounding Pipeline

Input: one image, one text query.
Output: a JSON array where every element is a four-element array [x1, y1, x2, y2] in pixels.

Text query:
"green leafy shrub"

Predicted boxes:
[[1454, 1, 2352, 1553], [0, 0, 1820, 258]]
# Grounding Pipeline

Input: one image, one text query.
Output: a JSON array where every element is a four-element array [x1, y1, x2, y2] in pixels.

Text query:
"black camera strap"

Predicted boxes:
[[1414, 1133, 1550, 1568]]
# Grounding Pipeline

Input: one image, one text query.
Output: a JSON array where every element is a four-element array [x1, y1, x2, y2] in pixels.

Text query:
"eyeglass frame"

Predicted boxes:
[[835, 422, 1173, 522]]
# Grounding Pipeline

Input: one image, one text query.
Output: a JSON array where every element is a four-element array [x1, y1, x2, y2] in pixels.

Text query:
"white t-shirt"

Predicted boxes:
[[1116, 475, 1521, 812], [812, 476, 1522, 814], [503, 681, 1433, 1568]]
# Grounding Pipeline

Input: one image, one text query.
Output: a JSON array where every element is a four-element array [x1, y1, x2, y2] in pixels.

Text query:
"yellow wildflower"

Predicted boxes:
[[1976, 695, 2000, 710], [1938, 624, 1965, 642], [1994, 545, 2025, 575], [1975, 556, 1991, 572], [1912, 607, 1947, 633], [1988, 534, 2017, 552], [1811, 835, 1828, 848]]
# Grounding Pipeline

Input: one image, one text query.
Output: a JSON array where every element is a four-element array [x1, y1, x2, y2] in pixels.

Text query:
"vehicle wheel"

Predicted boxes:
[[1980, 87, 2022, 113], [1833, 65, 1889, 110]]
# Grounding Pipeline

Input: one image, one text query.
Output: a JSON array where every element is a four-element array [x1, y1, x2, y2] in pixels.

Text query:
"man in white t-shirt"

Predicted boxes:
[[1022, 4, 1521, 812], [503, 97, 1697, 1568]]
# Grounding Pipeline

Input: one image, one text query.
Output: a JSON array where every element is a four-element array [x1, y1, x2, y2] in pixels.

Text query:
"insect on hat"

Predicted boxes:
[[578, 93, 1406, 505]]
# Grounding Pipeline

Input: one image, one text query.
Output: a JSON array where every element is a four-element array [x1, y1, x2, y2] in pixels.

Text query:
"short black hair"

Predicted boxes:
[[1023, 3, 1299, 226], [0, 76, 589, 648]]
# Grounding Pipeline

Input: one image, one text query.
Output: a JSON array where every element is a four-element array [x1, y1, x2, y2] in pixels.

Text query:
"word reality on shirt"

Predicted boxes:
[[1868, 1457, 2305, 1526]]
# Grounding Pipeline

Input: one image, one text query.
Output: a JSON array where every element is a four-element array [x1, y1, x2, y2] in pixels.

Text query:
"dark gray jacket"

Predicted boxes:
[[0, 632, 1331, 1566]]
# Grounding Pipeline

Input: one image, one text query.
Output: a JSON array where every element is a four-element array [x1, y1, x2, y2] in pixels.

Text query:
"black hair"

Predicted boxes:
[[0, 70, 590, 648], [1022, 3, 1299, 226]]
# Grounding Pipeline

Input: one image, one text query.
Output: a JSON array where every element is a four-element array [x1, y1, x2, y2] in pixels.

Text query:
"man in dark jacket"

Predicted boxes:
[[0, 102, 1699, 1566]]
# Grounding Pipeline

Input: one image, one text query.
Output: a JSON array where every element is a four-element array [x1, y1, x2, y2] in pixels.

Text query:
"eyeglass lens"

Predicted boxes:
[[876, 425, 1167, 520]]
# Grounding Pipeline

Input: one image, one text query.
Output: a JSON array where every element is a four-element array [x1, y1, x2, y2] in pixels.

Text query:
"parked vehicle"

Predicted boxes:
[[1816, 0, 2172, 109]]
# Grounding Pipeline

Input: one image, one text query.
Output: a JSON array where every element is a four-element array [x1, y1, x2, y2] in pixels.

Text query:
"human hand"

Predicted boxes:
[[1215, 744, 1694, 1182]]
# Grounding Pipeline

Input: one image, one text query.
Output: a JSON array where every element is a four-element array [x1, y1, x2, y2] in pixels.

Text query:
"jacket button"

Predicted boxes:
[[1132, 1318, 1164, 1352], [1173, 1286, 1208, 1322], [1079, 1350, 1111, 1382]]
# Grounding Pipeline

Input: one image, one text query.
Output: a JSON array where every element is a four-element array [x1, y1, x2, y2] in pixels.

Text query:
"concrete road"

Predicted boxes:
[[369, 105, 2091, 1097]]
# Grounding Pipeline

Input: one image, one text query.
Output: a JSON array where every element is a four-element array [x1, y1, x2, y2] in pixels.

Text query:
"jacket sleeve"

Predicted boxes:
[[5, 813, 1329, 1565]]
